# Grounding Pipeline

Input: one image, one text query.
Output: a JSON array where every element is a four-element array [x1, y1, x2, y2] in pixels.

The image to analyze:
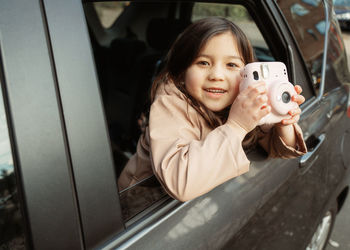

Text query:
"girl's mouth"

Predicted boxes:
[[204, 88, 227, 94]]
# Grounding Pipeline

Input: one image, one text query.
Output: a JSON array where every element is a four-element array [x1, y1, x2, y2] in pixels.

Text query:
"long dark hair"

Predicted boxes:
[[151, 17, 255, 129]]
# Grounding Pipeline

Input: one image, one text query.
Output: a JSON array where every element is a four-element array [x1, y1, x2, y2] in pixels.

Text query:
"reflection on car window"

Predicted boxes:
[[291, 3, 310, 16], [0, 81, 25, 248], [302, 0, 321, 7], [333, 0, 350, 7], [277, 0, 325, 94]]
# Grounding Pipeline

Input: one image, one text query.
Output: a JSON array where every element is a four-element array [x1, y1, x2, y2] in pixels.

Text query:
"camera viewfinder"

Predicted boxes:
[[261, 64, 270, 79]]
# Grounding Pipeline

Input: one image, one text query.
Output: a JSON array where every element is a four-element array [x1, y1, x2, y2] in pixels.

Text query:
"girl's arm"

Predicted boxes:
[[149, 94, 249, 202], [258, 123, 307, 158], [274, 85, 306, 148]]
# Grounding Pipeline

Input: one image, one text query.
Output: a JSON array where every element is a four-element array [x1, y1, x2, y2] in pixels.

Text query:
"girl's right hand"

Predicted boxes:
[[227, 81, 271, 133]]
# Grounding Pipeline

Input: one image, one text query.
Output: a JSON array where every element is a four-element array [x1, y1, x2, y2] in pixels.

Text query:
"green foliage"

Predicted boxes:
[[192, 3, 250, 21]]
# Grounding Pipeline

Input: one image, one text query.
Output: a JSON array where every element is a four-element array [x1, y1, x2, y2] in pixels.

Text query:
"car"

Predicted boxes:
[[334, 0, 350, 30], [1, 0, 350, 249]]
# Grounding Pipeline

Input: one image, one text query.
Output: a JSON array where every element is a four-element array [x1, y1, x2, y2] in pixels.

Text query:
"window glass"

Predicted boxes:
[[85, 1, 173, 222], [277, 0, 325, 94], [192, 3, 274, 62], [93, 2, 130, 28], [84, 1, 275, 222], [0, 82, 25, 248], [333, 0, 350, 7]]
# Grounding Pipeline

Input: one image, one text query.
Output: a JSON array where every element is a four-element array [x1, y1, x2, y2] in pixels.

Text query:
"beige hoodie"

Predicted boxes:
[[118, 82, 307, 202]]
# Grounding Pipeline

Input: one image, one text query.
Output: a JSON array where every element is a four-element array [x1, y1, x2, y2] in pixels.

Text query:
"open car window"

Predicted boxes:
[[83, 1, 277, 223]]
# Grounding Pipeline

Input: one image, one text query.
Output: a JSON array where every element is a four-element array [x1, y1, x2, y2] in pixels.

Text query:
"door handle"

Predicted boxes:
[[299, 134, 326, 174]]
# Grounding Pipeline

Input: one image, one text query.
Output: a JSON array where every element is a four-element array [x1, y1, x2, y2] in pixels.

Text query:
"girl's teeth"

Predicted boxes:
[[206, 89, 225, 93]]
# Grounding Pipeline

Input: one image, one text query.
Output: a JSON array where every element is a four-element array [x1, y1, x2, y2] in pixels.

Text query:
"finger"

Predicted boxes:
[[247, 83, 267, 99], [282, 115, 299, 125], [281, 118, 294, 125], [292, 94, 305, 105], [288, 107, 301, 116], [294, 85, 303, 95], [253, 94, 268, 107], [251, 82, 267, 93], [259, 105, 271, 117]]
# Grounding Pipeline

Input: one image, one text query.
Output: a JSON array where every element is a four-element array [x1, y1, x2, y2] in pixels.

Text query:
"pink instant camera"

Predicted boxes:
[[239, 62, 298, 125]]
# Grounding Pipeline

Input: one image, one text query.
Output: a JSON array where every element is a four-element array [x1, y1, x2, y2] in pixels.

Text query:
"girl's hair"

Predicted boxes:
[[151, 17, 255, 129]]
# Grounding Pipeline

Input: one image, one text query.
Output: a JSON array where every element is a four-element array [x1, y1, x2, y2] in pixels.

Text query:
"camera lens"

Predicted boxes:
[[282, 92, 291, 103], [253, 71, 259, 80]]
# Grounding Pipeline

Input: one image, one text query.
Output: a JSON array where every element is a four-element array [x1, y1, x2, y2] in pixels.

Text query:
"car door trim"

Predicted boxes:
[[42, 0, 124, 248]]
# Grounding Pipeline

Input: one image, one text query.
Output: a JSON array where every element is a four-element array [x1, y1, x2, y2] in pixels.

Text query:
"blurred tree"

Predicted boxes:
[[192, 3, 251, 21]]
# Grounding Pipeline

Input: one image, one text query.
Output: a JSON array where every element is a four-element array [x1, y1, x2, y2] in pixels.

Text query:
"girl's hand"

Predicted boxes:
[[275, 85, 305, 148], [227, 81, 271, 133], [279, 85, 305, 126]]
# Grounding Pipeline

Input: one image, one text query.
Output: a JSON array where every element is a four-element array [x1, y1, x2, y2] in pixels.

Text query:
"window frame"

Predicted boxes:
[[42, 0, 125, 248]]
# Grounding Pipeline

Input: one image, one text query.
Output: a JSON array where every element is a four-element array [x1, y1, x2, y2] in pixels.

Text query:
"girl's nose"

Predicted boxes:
[[208, 65, 224, 81]]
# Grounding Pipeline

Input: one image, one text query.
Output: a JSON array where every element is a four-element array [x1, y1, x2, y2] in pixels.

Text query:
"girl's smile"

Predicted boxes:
[[184, 32, 244, 112], [204, 87, 227, 98]]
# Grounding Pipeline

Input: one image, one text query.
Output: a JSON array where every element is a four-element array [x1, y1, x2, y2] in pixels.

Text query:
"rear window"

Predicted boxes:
[[0, 75, 25, 248]]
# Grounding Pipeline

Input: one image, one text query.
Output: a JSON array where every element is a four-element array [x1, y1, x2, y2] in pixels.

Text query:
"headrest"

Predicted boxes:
[[146, 18, 190, 50]]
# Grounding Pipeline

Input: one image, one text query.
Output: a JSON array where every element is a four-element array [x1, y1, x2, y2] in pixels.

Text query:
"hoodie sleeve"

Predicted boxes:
[[149, 93, 250, 202], [258, 123, 307, 158]]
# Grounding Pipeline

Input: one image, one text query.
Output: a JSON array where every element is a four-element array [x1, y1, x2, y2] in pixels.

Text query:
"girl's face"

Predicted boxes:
[[184, 32, 244, 112]]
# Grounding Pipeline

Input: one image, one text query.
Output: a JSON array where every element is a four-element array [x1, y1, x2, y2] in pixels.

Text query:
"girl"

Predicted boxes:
[[118, 17, 307, 202]]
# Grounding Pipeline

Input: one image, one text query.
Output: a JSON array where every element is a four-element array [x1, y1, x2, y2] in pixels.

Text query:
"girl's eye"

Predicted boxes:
[[227, 62, 240, 68], [197, 61, 210, 66]]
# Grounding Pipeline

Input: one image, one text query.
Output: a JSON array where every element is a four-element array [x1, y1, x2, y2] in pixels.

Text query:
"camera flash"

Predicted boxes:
[[261, 64, 269, 79]]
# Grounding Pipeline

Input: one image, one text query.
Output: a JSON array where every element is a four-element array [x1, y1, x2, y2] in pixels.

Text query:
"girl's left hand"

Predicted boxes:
[[279, 85, 305, 126]]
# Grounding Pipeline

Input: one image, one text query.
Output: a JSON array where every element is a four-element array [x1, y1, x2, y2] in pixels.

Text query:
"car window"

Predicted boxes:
[[333, 0, 350, 7], [276, 0, 325, 95], [0, 80, 25, 248], [192, 3, 275, 62], [83, 1, 277, 222]]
